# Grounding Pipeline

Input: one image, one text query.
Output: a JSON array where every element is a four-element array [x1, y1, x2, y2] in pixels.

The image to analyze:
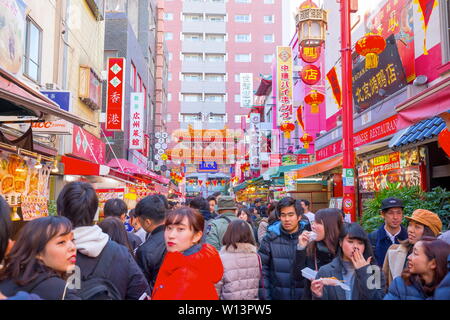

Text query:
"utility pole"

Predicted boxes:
[[340, 0, 356, 222]]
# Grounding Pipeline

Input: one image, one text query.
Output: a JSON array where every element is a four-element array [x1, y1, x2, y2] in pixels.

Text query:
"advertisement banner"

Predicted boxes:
[[106, 57, 126, 131], [0, 152, 51, 219], [72, 125, 106, 164], [269, 154, 281, 168], [31, 120, 73, 135], [276, 46, 294, 126], [97, 188, 125, 218], [352, 34, 407, 112], [129, 92, 145, 150], [240, 73, 253, 108], [281, 154, 297, 166], [326, 67, 342, 109], [40, 90, 71, 111], [0, 0, 24, 74], [284, 171, 297, 192]]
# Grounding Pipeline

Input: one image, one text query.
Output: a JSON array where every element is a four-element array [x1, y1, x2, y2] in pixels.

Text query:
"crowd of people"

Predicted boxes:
[[0, 181, 449, 300]]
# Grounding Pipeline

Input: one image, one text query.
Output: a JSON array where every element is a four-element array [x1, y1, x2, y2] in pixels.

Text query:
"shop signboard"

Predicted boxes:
[[40, 90, 71, 111], [269, 154, 281, 167], [240, 73, 253, 108], [284, 171, 297, 192], [276, 46, 294, 126], [357, 148, 425, 193], [129, 92, 145, 150], [31, 120, 73, 135], [106, 57, 126, 131], [0, 152, 51, 220], [352, 34, 407, 113], [72, 125, 106, 165], [0, 0, 24, 74], [281, 154, 297, 166]]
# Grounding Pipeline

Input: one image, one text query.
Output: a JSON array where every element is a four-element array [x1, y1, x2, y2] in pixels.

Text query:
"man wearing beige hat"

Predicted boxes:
[[382, 209, 442, 288], [204, 196, 239, 251]]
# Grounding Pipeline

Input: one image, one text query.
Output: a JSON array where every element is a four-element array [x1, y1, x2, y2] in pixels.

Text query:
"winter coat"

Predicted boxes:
[[369, 224, 408, 267], [258, 219, 269, 244], [204, 212, 240, 251], [127, 232, 142, 252], [135, 225, 167, 292], [258, 221, 309, 300], [216, 243, 261, 300], [434, 255, 450, 300], [293, 241, 336, 300], [152, 243, 223, 300], [73, 225, 151, 300], [313, 257, 386, 300], [382, 243, 410, 289], [200, 209, 214, 221], [0, 271, 79, 300], [384, 276, 431, 300]]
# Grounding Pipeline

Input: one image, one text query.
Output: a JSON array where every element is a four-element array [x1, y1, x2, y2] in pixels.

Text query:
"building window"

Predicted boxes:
[[182, 94, 203, 102], [168, 53, 173, 61], [264, 15, 274, 23], [209, 114, 225, 122], [168, 72, 172, 81], [181, 113, 202, 122], [235, 15, 251, 23], [207, 15, 225, 22], [183, 33, 203, 41], [183, 73, 203, 81], [235, 74, 241, 82], [235, 0, 251, 3], [264, 34, 274, 43], [205, 54, 225, 62], [235, 54, 251, 62], [264, 0, 274, 3], [130, 63, 137, 91], [183, 53, 203, 61], [264, 54, 274, 63], [235, 34, 251, 42], [234, 94, 241, 102], [164, 32, 173, 40], [164, 13, 173, 20], [205, 94, 224, 102], [168, 93, 172, 101], [206, 34, 225, 42], [184, 14, 203, 21], [23, 17, 42, 83], [205, 74, 225, 81]]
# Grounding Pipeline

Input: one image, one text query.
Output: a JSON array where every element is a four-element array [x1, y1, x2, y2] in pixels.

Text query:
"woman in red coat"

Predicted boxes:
[[152, 207, 223, 300]]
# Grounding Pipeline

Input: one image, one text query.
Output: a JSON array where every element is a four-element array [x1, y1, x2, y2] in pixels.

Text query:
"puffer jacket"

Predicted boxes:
[[384, 276, 431, 300], [216, 243, 261, 300], [434, 254, 450, 300], [258, 222, 306, 300], [152, 243, 223, 300]]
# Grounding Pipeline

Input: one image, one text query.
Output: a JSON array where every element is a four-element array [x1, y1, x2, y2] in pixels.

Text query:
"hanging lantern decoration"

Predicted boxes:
[[280, 122, 296, 139], [304, 90, 325, 114], [206, 181, 211, 186], [198, 179, 203, 186], [300, 64, 321, 86], [212, 180, 218, 187], [438, 129, 450, 157], [355, 34, 386, 69], [300, 133, 314, 149], [221, 180, 226, 186], [296, 0, 327, 48]]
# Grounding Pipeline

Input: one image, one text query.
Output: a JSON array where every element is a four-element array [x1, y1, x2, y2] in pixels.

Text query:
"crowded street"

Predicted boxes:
[[0, 0, 449, 307]]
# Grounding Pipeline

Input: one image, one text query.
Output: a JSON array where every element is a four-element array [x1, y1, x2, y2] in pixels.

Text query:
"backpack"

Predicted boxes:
[[76, 241, 122, 300]]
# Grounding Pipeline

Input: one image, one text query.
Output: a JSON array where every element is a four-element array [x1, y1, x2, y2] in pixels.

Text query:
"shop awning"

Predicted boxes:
[[62, 156, 110, 176], [0, 68, 95, 127], [107, 158, 170, 184], [268, 163, 310, 178], [389, 116, 446, 149], [396, 76, 450, 130], [294, 155, 343, 179]]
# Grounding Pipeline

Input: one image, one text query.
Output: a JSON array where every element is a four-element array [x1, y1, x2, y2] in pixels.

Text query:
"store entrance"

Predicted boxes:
[[428, 142, 450, 190]]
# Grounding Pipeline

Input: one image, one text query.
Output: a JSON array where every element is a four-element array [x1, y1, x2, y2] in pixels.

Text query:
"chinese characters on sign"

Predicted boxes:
[[300, 65, 321, 85], [326, 67, 342, 109], [249, 123, 260, 170], [240, 73, 253, 108], [106, 57, 126, 131], [129, 93, 145, 150], [276, 46, 294, 126], [352, 35, 407, 112], [299, 46, 321, 63]]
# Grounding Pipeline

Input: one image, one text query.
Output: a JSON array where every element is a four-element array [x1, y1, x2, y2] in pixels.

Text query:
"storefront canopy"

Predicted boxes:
[[62, 156, 110, 176], [268, 164, 309, 178], [396, 77, 450, 130], [107, 158, 169, 184], [294, 155, 343, 179], [0, 68, 95, 127]]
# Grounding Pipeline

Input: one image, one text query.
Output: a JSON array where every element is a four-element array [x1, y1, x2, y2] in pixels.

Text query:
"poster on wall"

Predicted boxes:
[[284, 171, 297, 192], [96, 188, 125, 218], [0, 152, 51, 220], [357, 148, 425, 193]]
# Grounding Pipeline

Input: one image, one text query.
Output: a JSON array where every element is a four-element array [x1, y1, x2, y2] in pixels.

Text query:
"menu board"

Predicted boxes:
[[357, 148, 425, 193], [0, 153, 51, 220]]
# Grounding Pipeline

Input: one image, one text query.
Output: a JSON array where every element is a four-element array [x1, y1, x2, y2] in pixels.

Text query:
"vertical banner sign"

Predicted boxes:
[[326, 67, 342, 109], [129, 93, 144, 150], [240, 73, 253, 108], [276, 47, 294, 126], [106, 58, 126, 131], [414, 0, 438, 55]]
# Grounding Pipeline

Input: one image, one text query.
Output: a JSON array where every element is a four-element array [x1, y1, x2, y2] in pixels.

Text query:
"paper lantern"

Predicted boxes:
[[299, 45, 321, 63], [198, 180, 203, 186], [300, 133, 314, 149], [212, 180, 218, 187], [300, 65, 321, 85], [438, 129, 450, 157], [280, 122, 296, 139], [304, 90, 324, 113], [355, 34, 386, 69]]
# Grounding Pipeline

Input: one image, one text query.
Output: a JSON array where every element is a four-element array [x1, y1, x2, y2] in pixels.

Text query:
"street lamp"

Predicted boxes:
[[295, 0, 328, 48]]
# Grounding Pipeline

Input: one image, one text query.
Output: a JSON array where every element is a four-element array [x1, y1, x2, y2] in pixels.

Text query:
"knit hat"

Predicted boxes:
[[405, 209, 442, 236]]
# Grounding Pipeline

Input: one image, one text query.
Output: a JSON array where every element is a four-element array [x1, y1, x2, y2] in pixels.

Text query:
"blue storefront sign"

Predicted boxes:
[[40, 90, 71, 111], [198, 161, 219, 173]]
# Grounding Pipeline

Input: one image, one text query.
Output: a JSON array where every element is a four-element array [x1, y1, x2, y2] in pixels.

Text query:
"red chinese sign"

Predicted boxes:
[[316, 115, 398, 161], [106, 57, 126, 131], [300, 65, 321, 85], [72, 125, 106, 164], [326, 67, 342, 109], [269, 154, 282, 168], [299, 46, 321, 63]]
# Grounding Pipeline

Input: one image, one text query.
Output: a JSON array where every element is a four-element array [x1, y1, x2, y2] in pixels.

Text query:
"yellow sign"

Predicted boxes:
[[161, 154, 168, 161]]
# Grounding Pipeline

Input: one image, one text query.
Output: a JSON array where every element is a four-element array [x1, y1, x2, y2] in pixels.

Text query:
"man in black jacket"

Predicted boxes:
[[190, 196, 213, 221], [258, 197, 307, 300], [134, 195, 167, 292], [57, 182, 150, 300]]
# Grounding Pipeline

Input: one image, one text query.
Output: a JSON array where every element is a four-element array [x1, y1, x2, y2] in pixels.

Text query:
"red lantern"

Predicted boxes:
[[206, 181, 211, 186], [198, 180, 203, 186], [299, 45, 321, 63], [300, 133, 314, 149], [300, 65, 321, 85], [280, 122, 296, 139], [355, 34, 386, 69], [438, 129, 450, 157], [304, 90, 325, 113], [212, 180, 218, 187]]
